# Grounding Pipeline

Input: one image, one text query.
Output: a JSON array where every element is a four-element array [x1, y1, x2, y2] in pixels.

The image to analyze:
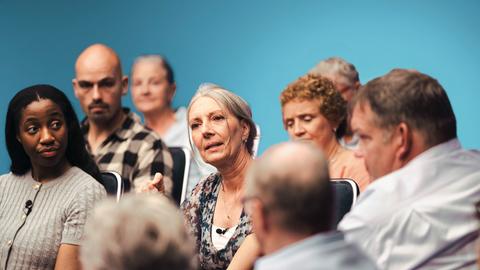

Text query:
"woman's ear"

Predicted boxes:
[[330, 120, 339, 133], [168, 82, 177, 102], [240, 120, 251, 142]]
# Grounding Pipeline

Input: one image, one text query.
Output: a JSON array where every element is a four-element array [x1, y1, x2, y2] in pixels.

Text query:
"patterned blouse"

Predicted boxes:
[[181, 173, 252, 270]]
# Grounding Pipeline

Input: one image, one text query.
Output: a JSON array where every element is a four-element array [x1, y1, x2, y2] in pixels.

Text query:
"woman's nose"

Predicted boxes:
[[139, 84, 150, 95], [200, 122, 214, 137], [293, 122, 306, 137], [39, 127, 55, 144]]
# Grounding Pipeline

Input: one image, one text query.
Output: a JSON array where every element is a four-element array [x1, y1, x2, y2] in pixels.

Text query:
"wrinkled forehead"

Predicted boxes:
[[188, 96, 230, 120], [281, 98, 323, 115]]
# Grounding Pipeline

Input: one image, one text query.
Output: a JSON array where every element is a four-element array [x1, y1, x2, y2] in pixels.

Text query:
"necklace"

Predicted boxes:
[[220, 181, 242, 225], [327, 144, 342, 165]]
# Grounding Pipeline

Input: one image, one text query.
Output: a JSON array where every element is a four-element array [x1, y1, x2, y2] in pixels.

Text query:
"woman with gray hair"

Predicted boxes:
[[181, 83, 257, 270], [81, 194, 197, 270]]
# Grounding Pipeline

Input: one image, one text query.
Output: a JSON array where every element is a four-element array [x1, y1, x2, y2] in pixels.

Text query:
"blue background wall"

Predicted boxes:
[[0, 0, 479, 173]]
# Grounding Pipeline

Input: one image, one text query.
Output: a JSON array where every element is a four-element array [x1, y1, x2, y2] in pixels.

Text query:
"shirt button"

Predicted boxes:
[[33, 183, 41, 190], [7, 240, 12, 246], [21, 214, 27, 221]]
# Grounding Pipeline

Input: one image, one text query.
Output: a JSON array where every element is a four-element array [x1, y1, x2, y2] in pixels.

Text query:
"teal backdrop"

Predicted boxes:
[[0, 0, 479, 173]]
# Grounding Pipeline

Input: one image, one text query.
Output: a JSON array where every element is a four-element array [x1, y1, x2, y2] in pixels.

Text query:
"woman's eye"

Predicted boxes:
[[26, 126, 38, 134], [133, 81, 142, 87], [51, 121, 62, 129], [212, 115, 225, 121], [285, 121, 294, 128], [302, 115, 313, 122], [190, 123, 200, 130]]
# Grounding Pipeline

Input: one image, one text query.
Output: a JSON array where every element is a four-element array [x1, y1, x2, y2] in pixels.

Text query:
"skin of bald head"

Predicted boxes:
[[245, 142, 333, 235], [72, 44, 128, 125]]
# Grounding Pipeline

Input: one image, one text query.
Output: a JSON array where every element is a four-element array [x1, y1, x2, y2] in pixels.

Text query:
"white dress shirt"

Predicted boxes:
[[255, 231, 377, 270], [339, 139, 480, 269]]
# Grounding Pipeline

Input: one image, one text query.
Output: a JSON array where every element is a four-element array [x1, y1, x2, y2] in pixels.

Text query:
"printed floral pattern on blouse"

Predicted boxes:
[[181, 173, 252, 270]]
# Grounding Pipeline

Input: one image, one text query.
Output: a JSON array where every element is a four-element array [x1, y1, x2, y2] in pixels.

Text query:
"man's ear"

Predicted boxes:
[[121, 76, 129, 96], [395, 122, 412, 161], [251, 200, 270, 237], [72, 78, 80, 99]]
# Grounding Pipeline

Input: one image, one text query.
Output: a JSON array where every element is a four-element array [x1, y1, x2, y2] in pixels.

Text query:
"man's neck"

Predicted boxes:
[[144, 107, 176, 136], [393, 130, 431, 172], [262, 229, 313, 255], [87, 110, 126, 154]]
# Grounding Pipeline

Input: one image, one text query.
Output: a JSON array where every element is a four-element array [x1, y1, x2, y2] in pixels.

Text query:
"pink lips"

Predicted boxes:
[[38, 148, 58, 158], [205, 142, 223, 151]]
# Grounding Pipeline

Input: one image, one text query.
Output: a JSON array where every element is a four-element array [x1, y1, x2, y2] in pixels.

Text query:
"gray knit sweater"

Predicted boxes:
[[0, 166, 106, 269]]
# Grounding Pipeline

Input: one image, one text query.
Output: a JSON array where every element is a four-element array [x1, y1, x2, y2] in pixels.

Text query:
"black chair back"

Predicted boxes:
[[99, 171, 124, 202], [331, 178, 360, 226], [169, 147, 191, 205]]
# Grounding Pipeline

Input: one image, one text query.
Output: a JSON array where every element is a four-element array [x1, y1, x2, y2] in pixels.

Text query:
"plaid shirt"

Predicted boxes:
[[81, 109, 173, 194]]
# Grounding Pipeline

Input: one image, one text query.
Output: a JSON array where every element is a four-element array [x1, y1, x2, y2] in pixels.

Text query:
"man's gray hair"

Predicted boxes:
[[81, 194, 197, 270], [309, 57, 360, 86], [188, 83, 257, 155], [351, 69, 457, 147], [245, 142, 333, 234]]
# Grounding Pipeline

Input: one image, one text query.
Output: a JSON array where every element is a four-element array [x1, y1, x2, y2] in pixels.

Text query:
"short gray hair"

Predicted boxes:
[[131, 54, 175, 84], [309, 57, 359, 86], [81, 194, 197, 270], [187, 83, 257, 155], [245, 142, 333, 234]]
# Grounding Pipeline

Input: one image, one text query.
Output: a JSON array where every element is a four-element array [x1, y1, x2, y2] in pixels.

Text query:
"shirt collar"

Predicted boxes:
[[81, 108, 140, 142], [367, 138, 461, 189], [255, 231, 344, 269], [409, 138, 461, 163]]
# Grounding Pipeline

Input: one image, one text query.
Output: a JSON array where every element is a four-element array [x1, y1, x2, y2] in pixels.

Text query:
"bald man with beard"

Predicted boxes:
[[73, 44, 173, 194]]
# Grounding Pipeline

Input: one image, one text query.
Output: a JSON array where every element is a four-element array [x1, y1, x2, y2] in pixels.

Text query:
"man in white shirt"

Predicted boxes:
[[244, 142, 377, 270], [339, 69, 480, 269]]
